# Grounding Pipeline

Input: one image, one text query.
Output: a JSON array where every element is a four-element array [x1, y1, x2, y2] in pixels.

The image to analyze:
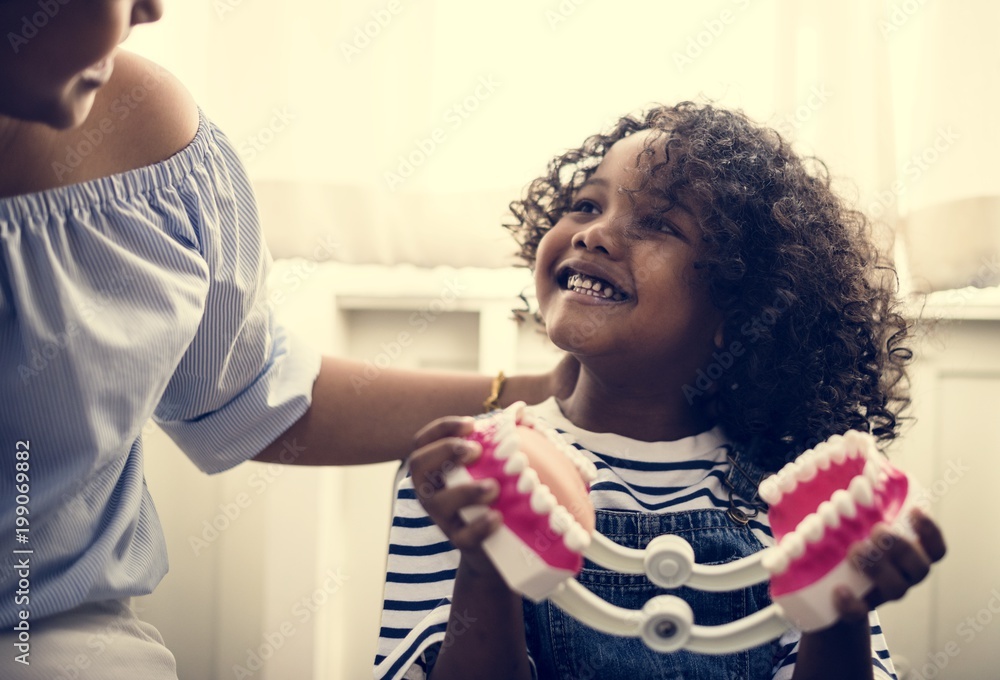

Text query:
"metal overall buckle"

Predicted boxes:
[[723, 452, 766, 526]]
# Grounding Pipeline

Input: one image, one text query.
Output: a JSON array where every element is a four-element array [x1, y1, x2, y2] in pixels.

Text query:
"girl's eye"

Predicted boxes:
[[570, 198, 601, 214], [635, 214, 680, 236]]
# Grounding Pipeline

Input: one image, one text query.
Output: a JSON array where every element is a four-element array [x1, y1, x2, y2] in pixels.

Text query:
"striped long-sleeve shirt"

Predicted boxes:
[[375, 397, 897, 679]]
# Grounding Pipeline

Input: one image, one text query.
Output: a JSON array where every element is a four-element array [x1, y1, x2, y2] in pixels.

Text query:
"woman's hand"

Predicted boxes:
[[502, 354, 580, 408], [836, 508, 947, 619], [408, 416, 506, 581]]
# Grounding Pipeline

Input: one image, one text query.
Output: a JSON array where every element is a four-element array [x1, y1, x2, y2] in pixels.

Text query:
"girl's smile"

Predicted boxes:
[[534, 130, 724, 382]]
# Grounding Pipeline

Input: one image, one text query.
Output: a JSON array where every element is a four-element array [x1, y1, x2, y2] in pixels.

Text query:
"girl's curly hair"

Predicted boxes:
[[506, 102, 912, 472]]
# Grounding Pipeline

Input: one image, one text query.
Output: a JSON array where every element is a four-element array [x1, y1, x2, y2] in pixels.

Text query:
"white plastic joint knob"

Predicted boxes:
[[643, 534, 695, 588], [640, 595, 694, 653]]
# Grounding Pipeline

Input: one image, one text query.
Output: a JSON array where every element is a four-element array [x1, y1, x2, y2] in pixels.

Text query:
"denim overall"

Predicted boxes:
[[522, 445, 778, 680]]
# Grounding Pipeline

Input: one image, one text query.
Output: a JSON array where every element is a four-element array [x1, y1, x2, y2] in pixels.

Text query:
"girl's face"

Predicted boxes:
[[0, 0, 163, 128], [534, 130, 724, 384]]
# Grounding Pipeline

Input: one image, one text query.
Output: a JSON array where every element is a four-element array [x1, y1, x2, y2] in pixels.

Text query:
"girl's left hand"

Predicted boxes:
[[835, 508, 947, 620]]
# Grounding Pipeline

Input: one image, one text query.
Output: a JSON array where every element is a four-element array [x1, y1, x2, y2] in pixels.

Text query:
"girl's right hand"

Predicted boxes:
[[409, 416, 506, 581]]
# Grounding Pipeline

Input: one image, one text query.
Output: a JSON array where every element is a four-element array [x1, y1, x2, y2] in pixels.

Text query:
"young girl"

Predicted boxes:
[[0, 3, 571, 677], [375, 103, 946, 679]]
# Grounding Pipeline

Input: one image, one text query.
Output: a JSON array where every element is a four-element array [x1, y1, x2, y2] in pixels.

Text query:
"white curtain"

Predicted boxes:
[[128, 0, 1000, 291]]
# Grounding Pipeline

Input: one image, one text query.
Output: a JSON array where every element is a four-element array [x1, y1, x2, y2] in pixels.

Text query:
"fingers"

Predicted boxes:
[[421, 478, 499, 534], [834, 585, 870, 624], [850, 522, 934, 610], [910, 507, 947, 562], [448, 503, 503, 552], [407, 418, 503, 554], [413, 415, 476, 450]]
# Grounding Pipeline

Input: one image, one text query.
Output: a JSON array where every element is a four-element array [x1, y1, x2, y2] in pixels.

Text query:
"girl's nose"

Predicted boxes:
[[132, 0, 164, 25], [571, 217, 625, 259]]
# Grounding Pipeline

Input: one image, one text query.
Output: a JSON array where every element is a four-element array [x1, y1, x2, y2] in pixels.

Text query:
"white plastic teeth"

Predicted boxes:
[[796, 454, 818, 483], [493, 436, 518, 461], [765, 483, 872, 577], [780, 532, 806, 559], [760, 430, 884, 508], [542, 429, 600, 485], [831, 489, 857, 519], [848, 475, 875, 507], [863, 459, 883, 486], [576, 458, 599, 483], [812, 443, 833, 470], [503, 451, 528, 476], [776, 467, 798, 494], [761, 547, 790, 575], [758, 476, 782, 506], [549, 506, 574, 534], [530, 486, 557, 515], [544, 506, 591, 554], [800, 514, 825, 543], [517, 468, 539, 494], [566, 273, 627, 302], [563, 524, 591, 552], [817, 500, 841, 529]]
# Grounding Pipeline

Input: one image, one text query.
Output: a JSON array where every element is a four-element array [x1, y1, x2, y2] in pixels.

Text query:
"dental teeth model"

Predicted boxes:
[[758, 430, 911, 631], [447, 403, 914, 654], [445, 401, 599, 600]]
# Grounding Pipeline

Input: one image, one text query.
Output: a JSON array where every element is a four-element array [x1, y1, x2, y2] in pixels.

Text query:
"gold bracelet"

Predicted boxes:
[[483, 370, 506, 413]]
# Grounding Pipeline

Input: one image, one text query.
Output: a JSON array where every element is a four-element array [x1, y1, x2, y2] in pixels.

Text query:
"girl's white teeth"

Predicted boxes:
[[567, 273, 626, 301]]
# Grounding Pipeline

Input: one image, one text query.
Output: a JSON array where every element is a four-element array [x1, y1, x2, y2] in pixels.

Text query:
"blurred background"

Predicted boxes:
[[126, 1, 1000, 678]]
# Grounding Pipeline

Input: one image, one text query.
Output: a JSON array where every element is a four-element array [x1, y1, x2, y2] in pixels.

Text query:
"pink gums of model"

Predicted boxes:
[[446, 402, 598, 601], [759, 430, 911, 631]]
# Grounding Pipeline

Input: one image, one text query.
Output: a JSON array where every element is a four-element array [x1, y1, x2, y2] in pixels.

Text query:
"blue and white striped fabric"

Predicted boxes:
[[374, 398, 897, 679], [0, 110, 322, 628]]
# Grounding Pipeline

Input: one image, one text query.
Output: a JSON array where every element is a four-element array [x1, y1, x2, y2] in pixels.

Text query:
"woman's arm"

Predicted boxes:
[[254, 355, 577, 466]]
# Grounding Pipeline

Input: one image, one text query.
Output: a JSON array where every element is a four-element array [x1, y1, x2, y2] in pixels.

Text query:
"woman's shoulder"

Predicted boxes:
[[0, 52, 200, 197], [63, 51, 201, 184]]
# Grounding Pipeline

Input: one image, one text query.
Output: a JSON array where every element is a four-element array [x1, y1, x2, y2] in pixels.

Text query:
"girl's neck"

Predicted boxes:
[[557, 365, 717, 443]]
